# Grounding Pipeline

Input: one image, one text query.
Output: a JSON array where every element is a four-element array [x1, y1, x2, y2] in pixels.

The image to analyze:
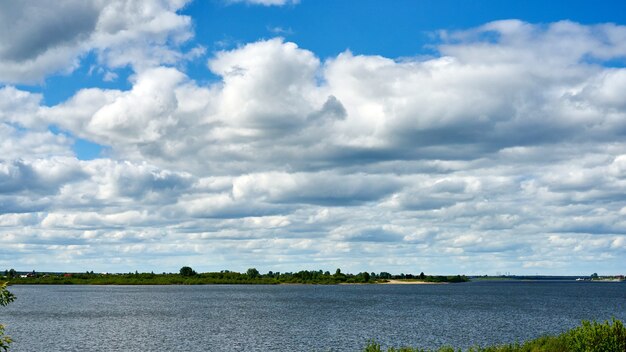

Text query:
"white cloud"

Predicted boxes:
[[227, 0, 300, 6], [0, 0, 193, 83], [2, 21, 626, 274], [102, 71, 118, 82], [88, 67, 185, 143], [209, 38, 322, 133], [231, 172, 401, 205], [0, 87, 45, 128], [0, 124, 73, 160]]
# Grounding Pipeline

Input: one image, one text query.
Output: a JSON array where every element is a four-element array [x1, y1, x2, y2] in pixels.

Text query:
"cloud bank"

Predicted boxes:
[[1, 17, 626, 274], [0, 0, 194, 83]]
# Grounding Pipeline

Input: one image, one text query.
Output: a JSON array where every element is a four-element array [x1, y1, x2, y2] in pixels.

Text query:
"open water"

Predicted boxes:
[[2, 281, 625, 351]]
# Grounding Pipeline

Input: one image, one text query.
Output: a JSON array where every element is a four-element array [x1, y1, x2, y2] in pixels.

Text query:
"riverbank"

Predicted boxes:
[[365, 319, 626, 352], [3, 270, 469, 285], [5, 278, 462, 285], [380, 279, 447, 285]]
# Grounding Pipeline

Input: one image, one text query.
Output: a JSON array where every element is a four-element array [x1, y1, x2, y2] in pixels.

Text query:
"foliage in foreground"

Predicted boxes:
[[364, 318, 626, 352], [0, 282, 16, 352]]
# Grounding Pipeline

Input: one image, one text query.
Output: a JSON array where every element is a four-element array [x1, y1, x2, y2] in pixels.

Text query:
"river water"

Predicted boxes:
[[2, 281, 625, 351]]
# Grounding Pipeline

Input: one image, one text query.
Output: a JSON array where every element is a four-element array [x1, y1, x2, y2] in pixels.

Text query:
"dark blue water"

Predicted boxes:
[[2, 281, 625, 351]]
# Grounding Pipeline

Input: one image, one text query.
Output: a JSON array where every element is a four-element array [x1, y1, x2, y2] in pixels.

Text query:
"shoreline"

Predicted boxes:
[[380, 279, 448, 285], [3, 272, 470, 285], [6, 280, 453, 286]]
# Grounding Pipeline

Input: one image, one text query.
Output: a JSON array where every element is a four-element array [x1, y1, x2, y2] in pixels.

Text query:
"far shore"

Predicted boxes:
[[3, 270, 470, 285], [380, 279, 448, 285]]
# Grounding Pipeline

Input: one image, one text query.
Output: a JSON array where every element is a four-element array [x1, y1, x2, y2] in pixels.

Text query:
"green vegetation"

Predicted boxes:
[[179, 266, 197, 277], [3, 267, 468, 285], [364, 318, 626, 352], [0, 282, 16, 352]]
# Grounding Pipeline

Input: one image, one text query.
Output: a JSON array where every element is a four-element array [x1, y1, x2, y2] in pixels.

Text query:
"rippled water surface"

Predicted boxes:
[[2, 282, 625, 351]]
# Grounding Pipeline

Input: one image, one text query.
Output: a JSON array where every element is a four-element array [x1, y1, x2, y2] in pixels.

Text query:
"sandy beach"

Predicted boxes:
[[381, 279, 447, 285]]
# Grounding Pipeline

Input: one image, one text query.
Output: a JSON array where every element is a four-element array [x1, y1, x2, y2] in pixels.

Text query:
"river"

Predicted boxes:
[[2, 281, 625, 351]]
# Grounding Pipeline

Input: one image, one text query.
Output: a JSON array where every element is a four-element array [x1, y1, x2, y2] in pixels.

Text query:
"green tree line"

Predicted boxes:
[[3, 267, 468, 285]]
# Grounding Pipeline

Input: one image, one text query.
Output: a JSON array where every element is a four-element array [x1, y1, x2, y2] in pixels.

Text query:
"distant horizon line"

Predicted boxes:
[[3, 268, 624, 278]]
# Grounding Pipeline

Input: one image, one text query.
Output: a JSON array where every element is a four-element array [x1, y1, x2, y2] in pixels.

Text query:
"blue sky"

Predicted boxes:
[[1, 0, 626, 275]]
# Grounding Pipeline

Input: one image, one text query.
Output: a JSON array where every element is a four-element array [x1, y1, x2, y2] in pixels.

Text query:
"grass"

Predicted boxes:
[[364, 318, 626, 352]]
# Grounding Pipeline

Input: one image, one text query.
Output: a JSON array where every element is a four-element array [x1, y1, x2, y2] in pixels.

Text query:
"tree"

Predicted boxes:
[[0, 283, 14, 307], [362, 272, 370, 282], [179, 266, 196, 277], [246, 268, 260, 279], [379, 272, 391, 279], [419, 272, 426, 280], [1, 282, 16, 351]]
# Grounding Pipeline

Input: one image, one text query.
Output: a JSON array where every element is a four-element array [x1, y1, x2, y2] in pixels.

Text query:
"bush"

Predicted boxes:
[[565, 318, 626, 352], [0, 282, 16, 352], [364, 319, 626, 352]]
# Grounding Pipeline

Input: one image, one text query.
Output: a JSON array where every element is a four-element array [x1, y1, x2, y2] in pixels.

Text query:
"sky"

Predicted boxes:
[[1, 0, 626, 275]]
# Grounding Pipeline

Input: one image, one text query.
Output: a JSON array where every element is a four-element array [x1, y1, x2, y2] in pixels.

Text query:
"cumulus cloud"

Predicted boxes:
[[0, 0, 193, 83], [2, 20, 626, 274], [34, 26, 626, 173], [231, 172, 401, 205], [0, 123, 73, 159], [226, 0, 300, 6], [0, 158, 87, 196]]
